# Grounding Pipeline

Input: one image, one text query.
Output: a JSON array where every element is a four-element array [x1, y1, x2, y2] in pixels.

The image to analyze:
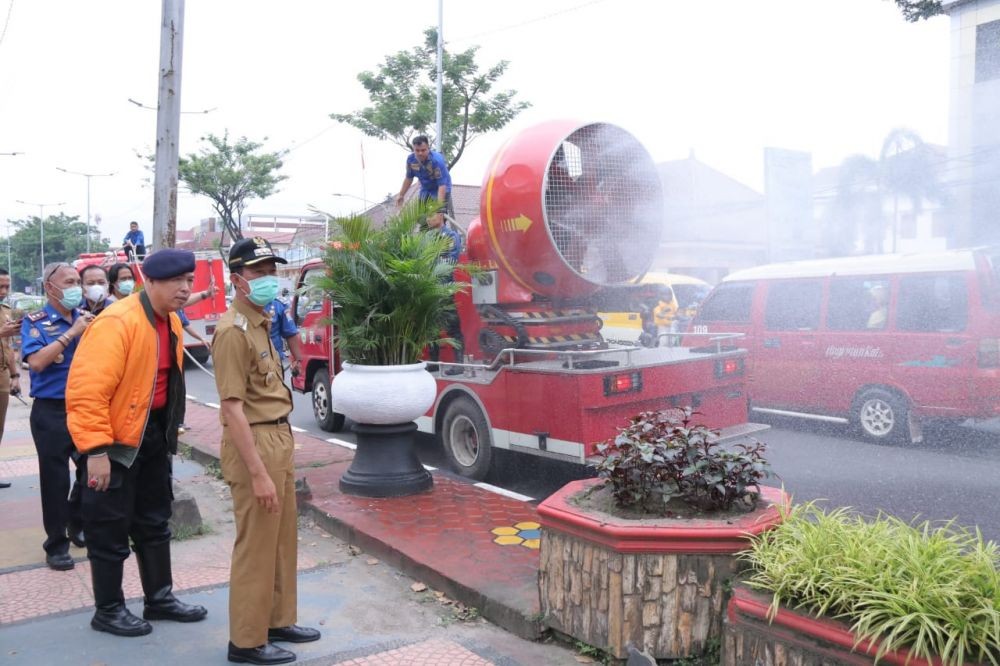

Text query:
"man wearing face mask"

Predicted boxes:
[[212, 236, 319, 665], [79, 265, 112, 315], [21, 262, 94, 570], [107, 263, 137, 302]]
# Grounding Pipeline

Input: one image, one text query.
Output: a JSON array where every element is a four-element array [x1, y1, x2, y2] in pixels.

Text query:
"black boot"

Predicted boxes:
[[136, 542, 207, 622], [90, 559, 152, 637]]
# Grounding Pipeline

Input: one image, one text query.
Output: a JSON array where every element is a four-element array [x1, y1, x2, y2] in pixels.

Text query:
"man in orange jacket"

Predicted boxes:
[[66, 249, 207, 637]]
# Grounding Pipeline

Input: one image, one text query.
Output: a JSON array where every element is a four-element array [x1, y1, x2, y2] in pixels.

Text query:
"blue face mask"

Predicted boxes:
[[59, 286, 83, 310], [118, 279, 135, 296], [244, 275, 280, 307]]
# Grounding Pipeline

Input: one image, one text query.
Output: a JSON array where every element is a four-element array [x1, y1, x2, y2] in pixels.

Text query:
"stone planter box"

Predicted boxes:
[[537, 478, 787, 660], [724, 585, 981, 666]]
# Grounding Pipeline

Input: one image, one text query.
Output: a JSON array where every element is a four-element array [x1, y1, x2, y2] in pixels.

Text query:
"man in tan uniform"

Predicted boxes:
[[0, 268, 22, 488], [212, 237, 319, 666]]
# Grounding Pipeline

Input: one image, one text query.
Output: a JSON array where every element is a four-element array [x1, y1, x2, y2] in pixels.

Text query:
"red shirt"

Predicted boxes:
[[152, 315, 171, 409]]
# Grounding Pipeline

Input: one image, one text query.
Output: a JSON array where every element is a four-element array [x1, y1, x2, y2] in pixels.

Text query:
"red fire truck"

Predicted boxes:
[[74, 249, 227, 362], [291, 120, 758, 480]]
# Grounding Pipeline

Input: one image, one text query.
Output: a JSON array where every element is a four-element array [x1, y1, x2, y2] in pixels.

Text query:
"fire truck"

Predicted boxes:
[[74, 249, 227, 362], [291, 120, 758, 480]]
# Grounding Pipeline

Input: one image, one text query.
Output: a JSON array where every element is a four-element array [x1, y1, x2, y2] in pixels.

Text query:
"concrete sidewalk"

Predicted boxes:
[[0, 393, 580, 665]]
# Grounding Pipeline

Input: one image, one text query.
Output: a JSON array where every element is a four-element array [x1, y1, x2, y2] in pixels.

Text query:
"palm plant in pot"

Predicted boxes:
[[311, 203, 466, 497]]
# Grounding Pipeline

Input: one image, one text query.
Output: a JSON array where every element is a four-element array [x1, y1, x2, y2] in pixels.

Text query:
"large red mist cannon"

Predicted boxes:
[[463, 120, 666, 357]]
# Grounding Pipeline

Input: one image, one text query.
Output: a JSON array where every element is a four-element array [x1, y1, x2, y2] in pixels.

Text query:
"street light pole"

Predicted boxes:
[[56, 167, 116, 253], [16, 199, 65, 282]]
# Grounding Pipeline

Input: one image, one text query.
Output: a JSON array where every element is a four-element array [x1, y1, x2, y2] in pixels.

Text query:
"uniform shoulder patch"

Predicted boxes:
[[233, 312, 248, 332], [27, 310, 47, 322]]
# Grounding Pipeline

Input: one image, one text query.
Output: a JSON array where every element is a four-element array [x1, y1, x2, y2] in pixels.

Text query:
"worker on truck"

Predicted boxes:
[[396, 135, 454, 224]]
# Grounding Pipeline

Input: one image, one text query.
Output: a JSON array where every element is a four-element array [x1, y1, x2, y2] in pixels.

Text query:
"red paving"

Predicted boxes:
[[181, 401, 544, 639], [0, 399, 543, 640]]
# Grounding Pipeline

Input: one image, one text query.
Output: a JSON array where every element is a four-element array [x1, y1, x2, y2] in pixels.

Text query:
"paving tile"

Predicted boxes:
[[334, 639, 494, 665]]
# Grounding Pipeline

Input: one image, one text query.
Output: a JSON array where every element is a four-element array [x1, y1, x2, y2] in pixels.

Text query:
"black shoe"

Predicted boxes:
[[68, 528, 85, 549], [91, 605, 153, 637], [267, 624, 321, 643], [443, 366, 464, 376], [46, 552, 75, 571], [425, 363, 440, 372], [0, 481, 10, 488], [136, 542, 208, 622], [227, 642, 295, 665], [143, 596, 208, 622]]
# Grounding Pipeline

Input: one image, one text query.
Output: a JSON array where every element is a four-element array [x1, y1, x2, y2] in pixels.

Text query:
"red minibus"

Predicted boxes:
[[689, 248, 1000, 443]]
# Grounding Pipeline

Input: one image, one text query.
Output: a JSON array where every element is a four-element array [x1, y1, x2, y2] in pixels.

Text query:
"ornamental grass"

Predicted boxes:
[[743, 503, 1000, 665]]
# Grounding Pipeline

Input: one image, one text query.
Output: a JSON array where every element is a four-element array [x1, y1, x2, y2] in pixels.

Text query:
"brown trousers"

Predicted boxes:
[[221, 423, 298, 648], [0, 371, 10, 444]]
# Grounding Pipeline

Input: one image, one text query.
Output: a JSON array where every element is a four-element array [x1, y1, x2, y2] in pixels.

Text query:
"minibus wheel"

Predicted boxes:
[[854, 388, 908, 443], [441, 397, 493, 480]]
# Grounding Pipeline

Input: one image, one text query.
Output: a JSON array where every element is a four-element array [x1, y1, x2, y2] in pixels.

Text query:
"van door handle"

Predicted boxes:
[[763, 338, 780, 349]]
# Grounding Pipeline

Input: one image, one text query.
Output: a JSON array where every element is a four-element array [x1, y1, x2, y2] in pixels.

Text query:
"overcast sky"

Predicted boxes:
[[0, 0, 949, 245]]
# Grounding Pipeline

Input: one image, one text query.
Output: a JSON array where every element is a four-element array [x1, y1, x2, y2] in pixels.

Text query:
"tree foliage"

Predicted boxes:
[[828, 128, 945, 255], [3, 213, 110, 290], [178, 132, 288, 239], [891, 0, 944, 22], [331, 27, 531, 169]]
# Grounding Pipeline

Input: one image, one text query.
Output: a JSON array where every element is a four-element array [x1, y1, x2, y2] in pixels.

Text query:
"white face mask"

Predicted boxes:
[[85, 284, 108, 302]]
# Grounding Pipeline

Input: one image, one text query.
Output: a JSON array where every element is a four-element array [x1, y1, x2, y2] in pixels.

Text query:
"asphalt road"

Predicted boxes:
[[183, 363, 1000, 544]]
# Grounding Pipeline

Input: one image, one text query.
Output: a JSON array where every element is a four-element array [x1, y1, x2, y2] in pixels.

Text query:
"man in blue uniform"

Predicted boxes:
[[395, 135, 454, 223], [123, 221, 146, 263], [425, 214, 464, 376], [264, 298, 302, 377], [22, 262, 94, 569]]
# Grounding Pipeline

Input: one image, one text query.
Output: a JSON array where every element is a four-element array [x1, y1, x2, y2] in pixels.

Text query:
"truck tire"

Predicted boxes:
[[853, 387, 908, 444], [312, 368, 345, 432], [441, 397, 493, 480]]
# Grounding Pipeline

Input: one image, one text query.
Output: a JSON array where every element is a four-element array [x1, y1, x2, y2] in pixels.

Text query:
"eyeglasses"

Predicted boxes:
[[43, 262, 71, 283]]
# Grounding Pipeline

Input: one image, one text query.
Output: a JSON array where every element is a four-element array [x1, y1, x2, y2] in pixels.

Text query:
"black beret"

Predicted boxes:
[[142, 249, 196, 279], [228, 236, 287, 269]]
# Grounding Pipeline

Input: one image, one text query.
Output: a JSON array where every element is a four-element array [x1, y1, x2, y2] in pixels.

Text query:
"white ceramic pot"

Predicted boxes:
[[331, 362, 437, 425]]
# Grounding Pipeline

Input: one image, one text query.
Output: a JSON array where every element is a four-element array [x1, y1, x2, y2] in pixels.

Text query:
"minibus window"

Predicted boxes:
[[674, 284, 712, 310], [765, 281, 822, 331], [696, 283, 754, 323], [897, 275, 968, 333], [828, 278, 890, 330]]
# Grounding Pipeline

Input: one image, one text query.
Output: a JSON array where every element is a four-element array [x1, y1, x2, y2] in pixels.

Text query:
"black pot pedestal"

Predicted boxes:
[[339, 422, 433, 498]]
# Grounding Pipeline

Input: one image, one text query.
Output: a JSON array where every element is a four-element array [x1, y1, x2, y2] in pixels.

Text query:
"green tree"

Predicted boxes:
[[828, 128, 945, 255], [178, 132, 288, 241], [891, 0, 944, 22], [4, 213, 110, 290], [331, 27, 531, 169]]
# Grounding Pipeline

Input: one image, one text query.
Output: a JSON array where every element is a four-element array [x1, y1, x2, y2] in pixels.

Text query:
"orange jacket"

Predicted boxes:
[[67, 292, 185, 454]]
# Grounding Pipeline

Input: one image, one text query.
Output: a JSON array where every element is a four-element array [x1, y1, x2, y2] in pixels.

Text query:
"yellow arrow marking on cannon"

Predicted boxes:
[[500, 214, 533, 233]]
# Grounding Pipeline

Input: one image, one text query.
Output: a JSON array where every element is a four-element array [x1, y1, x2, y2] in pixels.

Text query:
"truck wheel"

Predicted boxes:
[[441, 397, 493, 480], [312, 368, 345, 432], [854, 388, 908, 443]]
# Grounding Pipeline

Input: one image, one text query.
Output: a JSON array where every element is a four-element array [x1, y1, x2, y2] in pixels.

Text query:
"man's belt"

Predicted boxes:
[[250, 417, 289, 427]]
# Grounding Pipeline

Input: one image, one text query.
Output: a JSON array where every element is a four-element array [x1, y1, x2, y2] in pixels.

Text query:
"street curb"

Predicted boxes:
[[178, 435, 545, 642]]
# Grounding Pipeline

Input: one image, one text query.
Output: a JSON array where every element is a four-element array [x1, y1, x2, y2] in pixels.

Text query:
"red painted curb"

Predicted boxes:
[[536, 478, 787, 553], [728, 586, 952, 666]]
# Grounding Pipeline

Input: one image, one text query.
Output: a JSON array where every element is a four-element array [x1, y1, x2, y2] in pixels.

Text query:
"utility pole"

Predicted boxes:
[[56, 167, 116, 253], [152, 0, 185, 252], [16, 199, 65, 281], [435, 0, 444, 153]]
